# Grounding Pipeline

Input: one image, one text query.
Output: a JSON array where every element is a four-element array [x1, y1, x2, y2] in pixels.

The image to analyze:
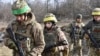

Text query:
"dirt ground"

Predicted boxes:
[[0, 43, 13, 56]]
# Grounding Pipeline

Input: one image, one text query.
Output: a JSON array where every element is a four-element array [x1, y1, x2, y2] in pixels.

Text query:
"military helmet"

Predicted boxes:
[[12, 0, 31, 15], [92, 8, 100, 16], [76, 14, 82, 19], [43, 13, 58, 23]]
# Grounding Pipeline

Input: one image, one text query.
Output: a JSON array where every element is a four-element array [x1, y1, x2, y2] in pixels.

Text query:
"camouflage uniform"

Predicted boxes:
[[43, 26, 69, 56], [84, 8, 100, 56], [4, 13, 45, 56], [4, 12, 45, 56], [42, 13, 69, 56], [84, 20, 100, 56], [4, 0, 45, 56], [61, 14, 85, 56]]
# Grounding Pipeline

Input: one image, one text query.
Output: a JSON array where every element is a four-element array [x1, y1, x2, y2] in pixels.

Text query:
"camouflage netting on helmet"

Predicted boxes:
[[12, 0, 31, 15]]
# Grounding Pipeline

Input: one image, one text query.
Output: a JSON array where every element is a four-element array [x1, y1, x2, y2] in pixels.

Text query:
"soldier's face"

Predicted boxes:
[[45, 22, 53, 28], [15, 14, 27, 22], [76, 18, 82, 23], [93, 15, 100, 21]]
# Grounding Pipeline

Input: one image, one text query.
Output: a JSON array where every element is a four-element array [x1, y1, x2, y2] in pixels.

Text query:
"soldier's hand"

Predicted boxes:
[[58, 46, 64, 51], [84, 34, 89, 40], [4, 38, 17, 50], [8, 41, 17, 50], [96, 48, 100, 54], [30, 52, 37, 56], [50, 47, 58, 52]]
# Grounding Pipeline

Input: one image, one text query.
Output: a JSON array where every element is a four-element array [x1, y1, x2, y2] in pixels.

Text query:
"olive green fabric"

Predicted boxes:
[[4, 12, 45, 56], [61, 21, 85, 56], [43, 26, 69, 56], [84, 20, 100, 56]]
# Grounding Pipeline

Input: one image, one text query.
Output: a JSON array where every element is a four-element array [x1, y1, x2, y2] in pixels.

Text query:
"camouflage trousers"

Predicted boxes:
[[88, 47, 100, 56], [69, 39, 82, 56]]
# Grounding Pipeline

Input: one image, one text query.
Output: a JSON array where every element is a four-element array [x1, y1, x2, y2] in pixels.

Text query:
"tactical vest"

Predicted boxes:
[[71, 22, 84, 39], [91, 22, 100, 45], [44, 27, 59, 48], [11, 21, 34, 54]]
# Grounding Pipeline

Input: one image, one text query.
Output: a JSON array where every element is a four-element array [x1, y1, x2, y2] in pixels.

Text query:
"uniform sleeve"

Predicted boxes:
[[84, 21, 92, 31], [83, 21, 92, 39], [61, 23, 72, 33], [31, 23, 45, 55], [57, 28, 69, 48], [3, 28, 16, 50]]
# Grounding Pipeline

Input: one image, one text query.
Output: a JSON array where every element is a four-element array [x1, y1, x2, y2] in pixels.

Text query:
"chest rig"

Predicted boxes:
[[11, 22, 33, 53], [44, 27, 59, 48], [71, 22, 83, 39], [91, 22, 100, 43]]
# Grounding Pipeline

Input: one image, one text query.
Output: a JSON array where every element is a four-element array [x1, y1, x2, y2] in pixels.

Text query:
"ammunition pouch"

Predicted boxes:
[[15, 33, 31, 52]]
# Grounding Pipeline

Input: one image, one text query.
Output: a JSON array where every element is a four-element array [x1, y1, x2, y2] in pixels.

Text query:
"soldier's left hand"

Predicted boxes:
[[58, 46, 64, 51]]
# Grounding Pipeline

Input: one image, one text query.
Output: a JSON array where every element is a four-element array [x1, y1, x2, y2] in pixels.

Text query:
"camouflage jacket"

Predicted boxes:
[[61, 21, 85, 43], [44, 26, 69, 51], [4, 12, 45, 56], [84, 20, 100, 47], [61, 21, 85, 33]]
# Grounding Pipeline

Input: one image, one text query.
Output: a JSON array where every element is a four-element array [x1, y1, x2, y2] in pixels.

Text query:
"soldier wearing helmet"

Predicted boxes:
[[61, 14, 85, 56], [4, 0, 45, 56], [42, 13, 69, 56], [84, 8, 100, 56]]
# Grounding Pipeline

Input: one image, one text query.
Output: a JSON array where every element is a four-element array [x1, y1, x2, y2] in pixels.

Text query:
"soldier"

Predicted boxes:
[[42, 13, 69, 56], [4, 0, 45, 56], [62, 14, 85, 56], [84, 8, 100, 56]]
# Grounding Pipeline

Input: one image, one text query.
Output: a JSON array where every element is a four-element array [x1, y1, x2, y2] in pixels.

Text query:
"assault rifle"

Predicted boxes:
[[84, 29, 100, 48], [6, 28, 25, 56], [70, 24, 77, 44], [70, 24, 83, 44]]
